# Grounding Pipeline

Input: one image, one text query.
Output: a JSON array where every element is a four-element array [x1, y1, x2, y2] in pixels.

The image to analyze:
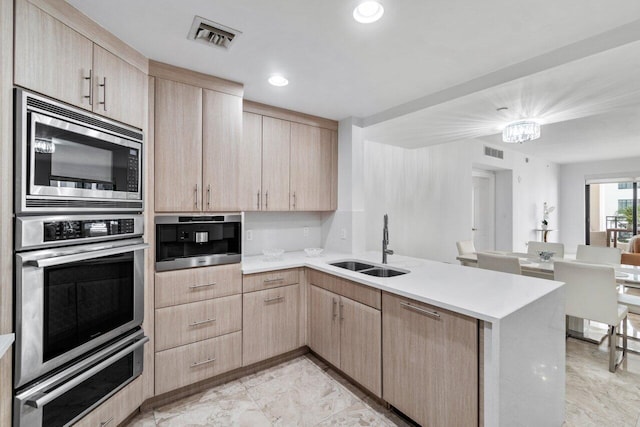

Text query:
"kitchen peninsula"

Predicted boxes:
[[243, 251, 566, 427]]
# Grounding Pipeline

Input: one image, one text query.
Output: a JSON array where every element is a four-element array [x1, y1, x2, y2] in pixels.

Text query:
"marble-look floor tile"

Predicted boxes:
[[127, 410, 156, 427], [241, 357, 319, 389], [314, 402, 387, 426], [247, 361, 360, 426], [155, 389, 271, 427]]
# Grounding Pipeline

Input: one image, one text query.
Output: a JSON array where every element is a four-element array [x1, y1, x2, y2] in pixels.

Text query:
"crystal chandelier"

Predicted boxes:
[[502, 120, 541, 143]]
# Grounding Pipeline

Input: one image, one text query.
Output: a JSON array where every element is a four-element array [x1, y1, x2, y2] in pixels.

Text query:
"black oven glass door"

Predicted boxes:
[[15, 239, 146, 388], [14, 330, 147, 427], [28, 112, 141, 201], [43, 253, 133, 361]]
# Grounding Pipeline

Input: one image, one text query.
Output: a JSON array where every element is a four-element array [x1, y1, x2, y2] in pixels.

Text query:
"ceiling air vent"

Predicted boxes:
[[484, 146, 504, 160], [187, 16, 241, 50]]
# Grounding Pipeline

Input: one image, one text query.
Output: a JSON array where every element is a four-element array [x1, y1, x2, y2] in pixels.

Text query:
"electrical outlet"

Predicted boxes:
[[340, 228, 347, 240], [246, 230, 253, 241], [303, 227, 309, 237]]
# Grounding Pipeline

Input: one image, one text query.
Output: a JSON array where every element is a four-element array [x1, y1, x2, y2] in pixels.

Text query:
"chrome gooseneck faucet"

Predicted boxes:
[[382, 214, 394, 264]]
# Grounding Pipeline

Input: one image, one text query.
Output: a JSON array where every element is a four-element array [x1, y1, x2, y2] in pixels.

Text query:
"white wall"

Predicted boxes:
[[243, 212, 323, 256], [361, 139, 559, 263], [559, 156, 640, 253]]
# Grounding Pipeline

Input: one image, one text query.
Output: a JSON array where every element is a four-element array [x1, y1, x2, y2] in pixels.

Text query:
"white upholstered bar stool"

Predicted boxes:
[[456, 240, 476, 267], [576, 244, 622, 265], [554, 261, 628, 372], [527, 241, 565, 258], [477, 252, 521, 275]]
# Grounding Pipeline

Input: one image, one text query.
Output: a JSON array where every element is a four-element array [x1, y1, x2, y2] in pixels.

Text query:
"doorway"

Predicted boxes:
[[472, 170, 496, 251], [585, 179, 638, 249]]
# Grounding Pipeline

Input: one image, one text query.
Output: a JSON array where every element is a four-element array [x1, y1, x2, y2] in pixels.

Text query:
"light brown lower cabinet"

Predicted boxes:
[[74, 376, 142, 427], [308, 285, 381, 397], [242, 284, 300, 366], [382, 292, 478, 427], [155, 331, 242, 395], [155, 294, 242, 352]]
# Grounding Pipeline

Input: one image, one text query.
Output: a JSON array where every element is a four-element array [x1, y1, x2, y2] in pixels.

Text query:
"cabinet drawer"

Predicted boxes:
[[308, 269, 381, 309], [74, 376, 142, 427], [243, 268, 300, 293], [155, 264, 242, 308], [243, 284, 300, 366], [155, 331, 242, 395], [155, 294, 242, 351]]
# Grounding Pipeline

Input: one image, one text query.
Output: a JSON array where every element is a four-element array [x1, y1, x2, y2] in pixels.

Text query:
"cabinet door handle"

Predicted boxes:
[[332, 298, 337, 319], [189, 282, 216, 289], [263, 277, 284, 283], [190, 357, 216, 368], [339, 301, 344, 321], [400, 302, 440, 319], [189, 318, 216, 327], [264, 295, 284, 303], [98, 77, 107, 111], [100, 417, 114, 427], [83, 69, 93, 106], [265, 191, 269, 210], [194, 184, 199, 209], [292, 192, 297, 209], [207, 184, 211, 209], [257, 190, 261, 210]]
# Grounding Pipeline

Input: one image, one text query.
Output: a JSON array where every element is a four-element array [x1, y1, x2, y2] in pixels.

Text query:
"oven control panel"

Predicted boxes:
[[43, 219, 136, 242]]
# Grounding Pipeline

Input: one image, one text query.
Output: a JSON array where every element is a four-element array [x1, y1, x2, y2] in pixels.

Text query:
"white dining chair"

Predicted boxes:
[[456, 240, 476, 267], [477, 252, 521, 275], [554, 261, 627, 372], [527, 241, 565, 258], [576, 244, 622, 265]]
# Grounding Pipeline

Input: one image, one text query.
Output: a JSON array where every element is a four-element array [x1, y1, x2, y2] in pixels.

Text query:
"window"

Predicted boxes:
[[619, 199, 633, 210], [619, 183, 633, 190]]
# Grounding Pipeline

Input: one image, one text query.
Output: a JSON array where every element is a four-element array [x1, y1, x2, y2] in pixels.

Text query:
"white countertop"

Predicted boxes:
[[242, 251, 564, 323], [0, 333, 14, 359]]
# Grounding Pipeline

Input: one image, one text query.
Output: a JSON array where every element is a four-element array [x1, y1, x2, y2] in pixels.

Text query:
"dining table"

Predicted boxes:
[[456, 251, 640, 344]]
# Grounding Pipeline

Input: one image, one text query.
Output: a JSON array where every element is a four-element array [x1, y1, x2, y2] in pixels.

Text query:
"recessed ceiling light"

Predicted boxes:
[[353, 1, 384, 24], [268, 75, 289, 87]]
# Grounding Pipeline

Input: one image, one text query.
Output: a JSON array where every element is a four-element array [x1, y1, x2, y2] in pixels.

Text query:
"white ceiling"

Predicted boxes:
[[67, 0, 640, 164]]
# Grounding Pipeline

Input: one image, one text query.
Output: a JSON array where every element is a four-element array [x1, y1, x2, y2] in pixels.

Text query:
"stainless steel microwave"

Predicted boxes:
[[14, 89, 144, 213]]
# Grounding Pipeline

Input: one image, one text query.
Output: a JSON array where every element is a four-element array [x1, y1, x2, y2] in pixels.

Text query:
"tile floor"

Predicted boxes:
[[127, 313, 640, 427]]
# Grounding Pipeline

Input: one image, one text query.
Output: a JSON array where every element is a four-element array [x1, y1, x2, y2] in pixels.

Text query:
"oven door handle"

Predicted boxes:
[[28, 243, 149, 268], [25, 335, 149, 408]]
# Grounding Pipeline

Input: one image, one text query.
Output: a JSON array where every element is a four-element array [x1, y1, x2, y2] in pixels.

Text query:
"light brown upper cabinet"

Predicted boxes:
[[154, 79, 203, 212], [240, 114, 292, 211], [262, 117, 292, 211], [241, 104, 338, 212], [14, 0, 146, 129], [202, 89, 243, 211], [290, 123, 334, 211], [154, 76, 243, 213]]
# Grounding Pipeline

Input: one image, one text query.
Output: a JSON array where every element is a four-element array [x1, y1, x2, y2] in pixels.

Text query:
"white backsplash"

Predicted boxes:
[[243, 212, 324, 256]]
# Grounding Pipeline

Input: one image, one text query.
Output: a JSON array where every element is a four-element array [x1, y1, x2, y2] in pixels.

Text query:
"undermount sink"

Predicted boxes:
[[360, 267, 408, 277], [330, 260, 409, 277], [330, 261, 376, 271]]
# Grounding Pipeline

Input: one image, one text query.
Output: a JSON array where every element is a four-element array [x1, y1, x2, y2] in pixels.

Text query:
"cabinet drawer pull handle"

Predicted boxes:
[[263, 277, 284, 283], [257, 190, 261, 210], [194, 184, 199, 209], [190, 357, 217, 368], [265, 191, 269, 210], [332, 298, 338, 319], [400, 302, 440, 319], [264, 296, 284, 303], [83, 69, 93, 105], [189, 282, 216, 289], [100, 417, 114, 427], [189, 318, 216, 327]]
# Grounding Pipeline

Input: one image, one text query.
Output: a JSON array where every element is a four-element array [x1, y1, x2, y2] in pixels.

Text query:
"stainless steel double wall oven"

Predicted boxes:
[[13, 89, 148, 427]]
